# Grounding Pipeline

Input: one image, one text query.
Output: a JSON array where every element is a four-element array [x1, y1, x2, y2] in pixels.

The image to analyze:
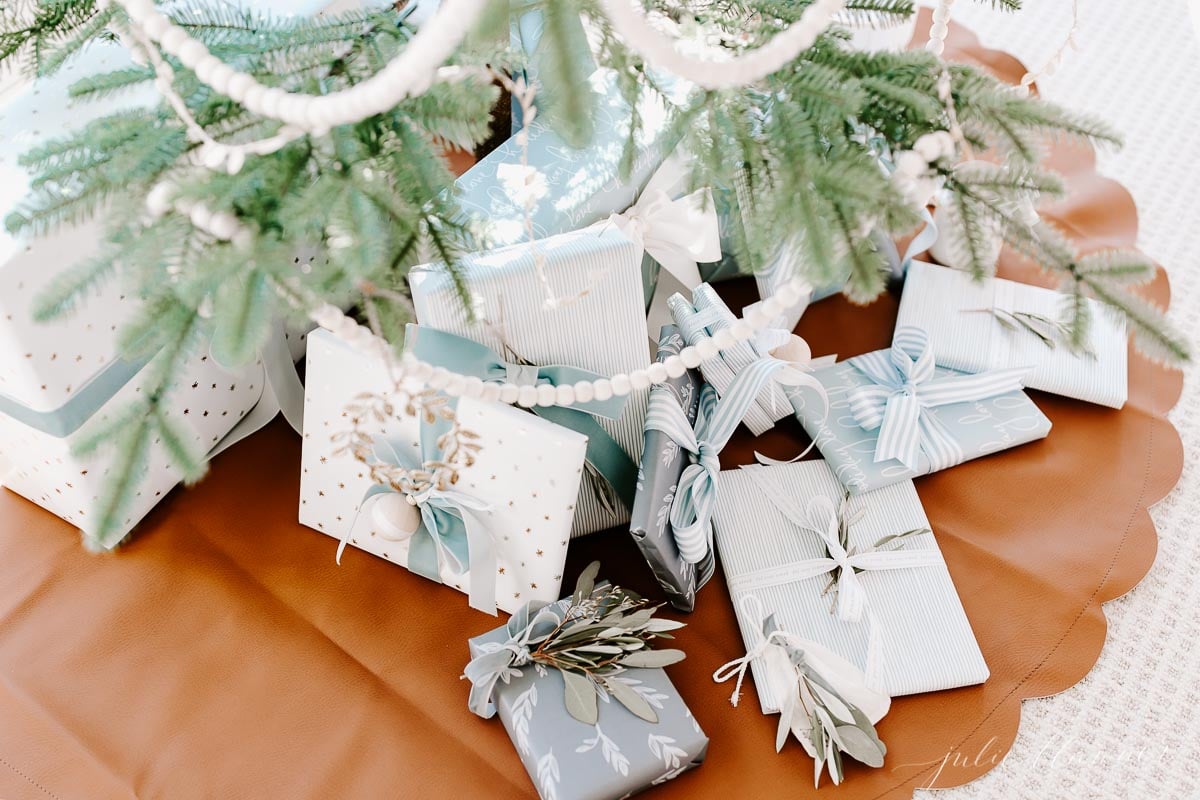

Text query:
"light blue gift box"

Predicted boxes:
[[788, 329, 1053, 494], [468, 594, 708, 800]]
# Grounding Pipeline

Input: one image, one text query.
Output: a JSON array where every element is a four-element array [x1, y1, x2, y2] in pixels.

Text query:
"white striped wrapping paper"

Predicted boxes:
[[712, 460, 990, 714], [409, 225, 652, 537], [897, 261, 1128, 408]]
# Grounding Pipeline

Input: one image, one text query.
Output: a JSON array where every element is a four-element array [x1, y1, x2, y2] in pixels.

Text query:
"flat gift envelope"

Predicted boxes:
[[712, 460, 989, 711], [897, 261, 1127, 408]]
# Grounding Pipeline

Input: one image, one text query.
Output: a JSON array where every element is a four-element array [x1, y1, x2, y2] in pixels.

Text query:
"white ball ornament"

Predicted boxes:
[[372, 493, 422, 541]]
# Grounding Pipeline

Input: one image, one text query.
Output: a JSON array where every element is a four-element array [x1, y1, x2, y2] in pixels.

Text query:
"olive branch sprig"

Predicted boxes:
[[529, 562, 687, 725], [820, 492, 930, 608]]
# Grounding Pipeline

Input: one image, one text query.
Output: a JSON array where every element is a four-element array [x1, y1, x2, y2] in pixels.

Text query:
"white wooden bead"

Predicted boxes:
[[680, 346, 702, 368], [242, 83, 266, 113], [555, 384, 575, 406], [445, 373, 466, 396], [574, 381, 595, 404], [499, 384, 520, 404], [176, 38, 207, 67], [207, 63, 236, 96], [226, 73, 254, 102], [629, 370, 650, 391], [207, 213, 239, 240], [593, 380, 614, 402], [730, 320, 753, 341], [189, 205, 213, 230], [760, 293, 785, 317], [479, 382, 502, 403], [610, 374, 632, 396], [261, 89, 286, 119], [461, 375, 485, 399], [744, 305, 769, 328], [694, 338, 718, 360], [142, 14, 170, 38], [710, 328, 735, 349], [427, 367, 452, 390], [536, 384, 557, 406], [646, 363, 668, 384], [517, 385, 539, 407], [407, 360, 434, 381], [663, 356, 687, 378]]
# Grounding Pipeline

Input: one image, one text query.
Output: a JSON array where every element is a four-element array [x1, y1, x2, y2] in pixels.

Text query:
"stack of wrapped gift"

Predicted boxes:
[[0, 43, 265, 543]]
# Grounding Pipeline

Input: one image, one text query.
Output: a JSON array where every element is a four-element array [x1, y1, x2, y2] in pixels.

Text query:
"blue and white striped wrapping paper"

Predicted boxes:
[[711, 460, 989, 713], [896, 261, 1128, 408], [788, 350, 1052, 495], [409, 226, 651, 537]]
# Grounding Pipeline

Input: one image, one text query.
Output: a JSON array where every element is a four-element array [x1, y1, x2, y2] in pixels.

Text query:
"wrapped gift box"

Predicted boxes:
[[299, 328, 587, 614], [667, 284, 793, 436], [409, 226, 650, 536], [0, 43, 264, 541], [790, 328, 1052, 494], [629, 326, 705, 611], [712, 460, 989, 708], [896, 260, 1128, 408], [468, 595, 708, 800]]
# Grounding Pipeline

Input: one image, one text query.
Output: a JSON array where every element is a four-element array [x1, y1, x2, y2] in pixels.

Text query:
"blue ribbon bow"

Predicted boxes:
[[463, 600, 564, 718], [645, 358, 816, 580], [407, 324, 638, 512], [338, 434, 499, 615], [846, 327, 1029, 471]]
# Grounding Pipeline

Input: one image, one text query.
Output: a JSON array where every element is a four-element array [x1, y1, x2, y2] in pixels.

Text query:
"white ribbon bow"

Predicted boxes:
[[608, 155, 722, 291]]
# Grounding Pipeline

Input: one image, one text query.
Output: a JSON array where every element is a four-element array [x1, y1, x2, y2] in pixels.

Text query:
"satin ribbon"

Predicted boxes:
[[713, 595, 890, 724], [726, 466, 942, 689], [875, 206, 939, 282], [847, 327, 1029, 471], [338, 434, 500, 615], [607, 155, 721, 298], [407, 324, 638, 512], [645, 357, 827, 573], [464, 600, 565, 718]]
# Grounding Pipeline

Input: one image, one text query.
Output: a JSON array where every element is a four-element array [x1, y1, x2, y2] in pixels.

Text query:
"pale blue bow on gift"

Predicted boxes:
[[463, 599, 565, 718], [846, 327, 1029, 471], [337, 433, 500, 615], [645, 357, 827, 583], [407, 324, 638, 511]]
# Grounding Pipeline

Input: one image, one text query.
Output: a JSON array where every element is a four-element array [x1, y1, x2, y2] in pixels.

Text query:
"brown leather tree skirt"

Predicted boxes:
[[0, 18, 1184, 800]]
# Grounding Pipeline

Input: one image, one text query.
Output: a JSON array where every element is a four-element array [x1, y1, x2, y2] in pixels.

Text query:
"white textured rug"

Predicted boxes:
[[918, 2, 1200, 799]]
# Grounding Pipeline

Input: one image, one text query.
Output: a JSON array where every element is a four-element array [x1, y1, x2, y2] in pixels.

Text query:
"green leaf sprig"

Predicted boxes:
[[535, 562, 686, 725], [820, 493, 930, 607]]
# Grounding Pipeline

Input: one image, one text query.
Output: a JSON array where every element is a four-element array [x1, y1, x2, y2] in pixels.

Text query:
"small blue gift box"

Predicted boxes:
[[467, 594, 708, 800], [789, 327, 1052, 494]]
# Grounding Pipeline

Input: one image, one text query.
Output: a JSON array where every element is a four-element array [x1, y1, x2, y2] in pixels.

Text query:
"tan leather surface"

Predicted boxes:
[[0, 18, 1185, 800]]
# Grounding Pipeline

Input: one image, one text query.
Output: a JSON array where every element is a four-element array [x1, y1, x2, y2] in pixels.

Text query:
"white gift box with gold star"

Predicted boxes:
[[299, 329, 589, 615]]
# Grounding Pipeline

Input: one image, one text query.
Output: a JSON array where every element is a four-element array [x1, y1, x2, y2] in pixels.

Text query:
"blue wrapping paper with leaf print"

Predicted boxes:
[[467, 594, 708, 800]]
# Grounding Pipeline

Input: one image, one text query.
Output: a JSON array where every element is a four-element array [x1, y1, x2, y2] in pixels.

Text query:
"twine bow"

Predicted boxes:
[[847, 327, 1029, 471]]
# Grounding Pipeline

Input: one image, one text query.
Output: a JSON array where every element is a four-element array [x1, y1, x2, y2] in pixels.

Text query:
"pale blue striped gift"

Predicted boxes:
[[896, 261, 1128, 408], [789, 327, 1052, 494], [712, 460, 990, 712], [409, 226, 651, 537]]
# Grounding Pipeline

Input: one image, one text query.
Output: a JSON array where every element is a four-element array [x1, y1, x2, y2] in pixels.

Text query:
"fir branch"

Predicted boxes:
[[1074, 249, 1158, 286], [1078, 277, 1191, 366]]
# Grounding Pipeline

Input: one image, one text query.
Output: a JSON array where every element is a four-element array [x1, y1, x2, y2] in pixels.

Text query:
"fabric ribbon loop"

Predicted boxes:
[[607, 156, 722, 292], [847, 326, 1029, 471], [338, 434, 500, 615], [464, 603, 564, 718], [407, 324, 639, 512]]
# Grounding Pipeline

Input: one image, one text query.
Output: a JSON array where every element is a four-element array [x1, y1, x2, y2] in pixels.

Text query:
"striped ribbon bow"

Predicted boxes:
[[847, 327, 1029, 471], [645, 357, 825, 576], [727, 465, 942, 689]]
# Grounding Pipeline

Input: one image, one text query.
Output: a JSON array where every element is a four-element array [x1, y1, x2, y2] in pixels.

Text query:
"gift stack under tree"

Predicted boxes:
[[0, 1, 1187, 798]]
